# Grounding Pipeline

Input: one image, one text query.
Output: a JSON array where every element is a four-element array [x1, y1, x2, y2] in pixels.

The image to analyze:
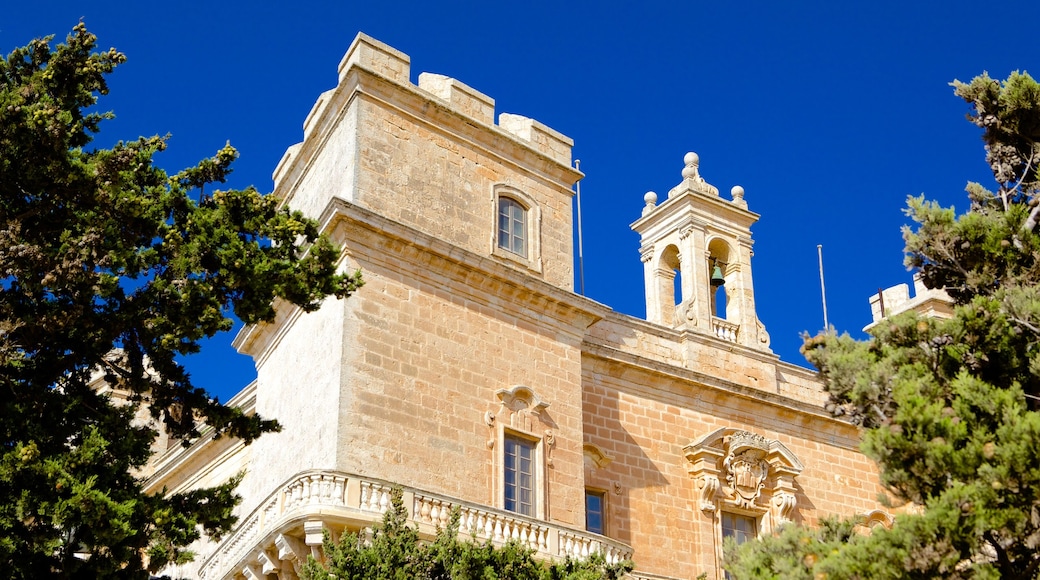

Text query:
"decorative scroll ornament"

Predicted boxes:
[[756, 317, 771, 347], [685, 300, 698, 322], [545, 430, 556, 467], [772, 490, 797, 524], [697, 475, 720, 512], [484, 411, 496, 449]]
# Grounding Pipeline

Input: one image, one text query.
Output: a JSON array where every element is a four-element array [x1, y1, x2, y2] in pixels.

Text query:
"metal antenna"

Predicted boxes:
[[817, 244, 829, 330], [575, 160, 585, 295]]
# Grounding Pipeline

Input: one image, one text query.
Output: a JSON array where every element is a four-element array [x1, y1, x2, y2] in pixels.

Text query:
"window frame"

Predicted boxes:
[[491, 186, 541, 273], [720, 511, 757, 545], [497, 196, 527, 257], [720, 510, 760, 580], [503, 434, 537, 517], [585, 488, 607, 535], [494, 428, 546, 519]]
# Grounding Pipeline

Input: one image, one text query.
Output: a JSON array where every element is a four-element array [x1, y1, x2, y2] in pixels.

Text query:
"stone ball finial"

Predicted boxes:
[[681, 152, 700, 180], [731, 185, 748, 208], [642, 191, 658, 216]]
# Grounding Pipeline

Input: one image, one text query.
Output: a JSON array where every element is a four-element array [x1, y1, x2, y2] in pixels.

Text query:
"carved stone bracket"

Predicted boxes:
[[545, 429, 556, 468], [696, 474, 721, 512], [274, 533, 307, 576], [484, 410, 496, 449], [771, 460, 800, 525], [640, 246, 655, 263], [684, 440, 724, 514], [772, 490, 797, 525], [256, 549, 280, 575]]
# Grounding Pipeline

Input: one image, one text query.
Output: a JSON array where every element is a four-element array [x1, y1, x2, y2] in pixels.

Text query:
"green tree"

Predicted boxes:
[[0, 24, 362, 578], [727, 71, 1040, 579], [301, 488, 633, 580]]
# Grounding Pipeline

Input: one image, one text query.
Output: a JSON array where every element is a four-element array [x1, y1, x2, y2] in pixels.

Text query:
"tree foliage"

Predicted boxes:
[[0, 24, 362, 578], [301, 488, 632, 580], [728, 71, 1040, 579]]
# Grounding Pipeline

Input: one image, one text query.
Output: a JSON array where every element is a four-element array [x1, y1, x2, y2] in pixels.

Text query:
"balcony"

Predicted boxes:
[[197, 470, 634, 579]]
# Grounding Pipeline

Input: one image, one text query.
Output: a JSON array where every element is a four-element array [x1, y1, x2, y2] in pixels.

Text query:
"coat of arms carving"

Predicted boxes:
[[722, 431, 770, 508]]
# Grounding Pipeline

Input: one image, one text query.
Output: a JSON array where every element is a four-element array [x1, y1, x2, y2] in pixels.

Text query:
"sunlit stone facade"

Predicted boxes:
[[147, 34, 891, 580]]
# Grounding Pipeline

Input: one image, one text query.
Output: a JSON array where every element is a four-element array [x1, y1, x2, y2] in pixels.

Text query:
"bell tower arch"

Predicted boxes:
[[631, 152, 770, 352]]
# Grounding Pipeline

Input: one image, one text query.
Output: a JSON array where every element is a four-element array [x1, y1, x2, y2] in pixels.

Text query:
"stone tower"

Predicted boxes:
[[631, 152, 770, 351]]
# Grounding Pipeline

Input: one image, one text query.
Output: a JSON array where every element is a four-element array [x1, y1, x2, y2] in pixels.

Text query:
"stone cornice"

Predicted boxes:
[[331, 199, 610, 333], [233, 197, 612, 364], [630, 187, 759, 238], [581, 327, 861, 450], [143, 381, 257, 493]]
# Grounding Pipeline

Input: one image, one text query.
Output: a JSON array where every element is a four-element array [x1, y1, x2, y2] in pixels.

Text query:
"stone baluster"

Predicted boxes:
[[493, 517, 504, 541]]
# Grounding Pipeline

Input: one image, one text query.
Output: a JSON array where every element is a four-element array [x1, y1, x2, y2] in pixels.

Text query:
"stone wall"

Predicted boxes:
[[582, 352, 885, 577], [147, 33, 895, 580]]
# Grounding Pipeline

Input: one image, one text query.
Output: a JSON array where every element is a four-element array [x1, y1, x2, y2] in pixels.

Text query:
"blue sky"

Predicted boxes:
[[5, 1, 1037, 402]]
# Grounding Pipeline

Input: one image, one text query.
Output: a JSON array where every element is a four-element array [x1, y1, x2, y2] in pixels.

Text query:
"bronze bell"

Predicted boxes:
[[710, 264, 725, 287]]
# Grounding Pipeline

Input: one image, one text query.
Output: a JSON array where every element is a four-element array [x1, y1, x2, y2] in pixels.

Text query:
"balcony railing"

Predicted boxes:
[[197, 470, 633, 580], [711, 317, 739, 343]]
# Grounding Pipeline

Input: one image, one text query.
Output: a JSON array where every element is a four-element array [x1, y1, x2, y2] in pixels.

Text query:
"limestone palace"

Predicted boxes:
[[142, 34, 899, 580]]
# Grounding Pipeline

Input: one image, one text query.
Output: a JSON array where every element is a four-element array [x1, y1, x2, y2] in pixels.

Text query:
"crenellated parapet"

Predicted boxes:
[[865, 273, 953, 330], [274, 32, 576, 193], [270, 32, 580, 290]]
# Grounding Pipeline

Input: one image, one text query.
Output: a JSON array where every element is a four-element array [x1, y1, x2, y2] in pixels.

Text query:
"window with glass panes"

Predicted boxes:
[[585, 490, 605, 534], [497, 197, 527, 257], [721, 512, 757, 579], [504, 435, 535, 516]]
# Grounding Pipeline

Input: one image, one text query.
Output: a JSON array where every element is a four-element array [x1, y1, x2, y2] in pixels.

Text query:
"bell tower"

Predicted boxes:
[[630, 152, 770, 352]]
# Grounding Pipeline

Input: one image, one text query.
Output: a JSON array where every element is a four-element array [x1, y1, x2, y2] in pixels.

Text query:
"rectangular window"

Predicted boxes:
[[497, 197, 527, 257], [585, 490, 605, 534], [722, 512, 757, 580], [504, 435, 536, 516]]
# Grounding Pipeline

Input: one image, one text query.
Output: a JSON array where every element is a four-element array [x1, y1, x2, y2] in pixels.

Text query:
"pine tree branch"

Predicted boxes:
[[983, 530, 1011, 575], [1016, 148, 1039, 233]]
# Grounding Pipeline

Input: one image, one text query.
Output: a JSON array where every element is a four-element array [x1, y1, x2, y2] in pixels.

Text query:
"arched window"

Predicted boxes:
[[497, 197, 527, 257], [491, 186, 540, 273]]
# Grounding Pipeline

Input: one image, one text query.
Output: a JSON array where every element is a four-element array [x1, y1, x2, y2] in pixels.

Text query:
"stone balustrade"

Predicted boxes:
[[711, 317, 739, 343], [197, 470, 633, 579], [628, 572, 686, 580], [412, 493, 629, 566]]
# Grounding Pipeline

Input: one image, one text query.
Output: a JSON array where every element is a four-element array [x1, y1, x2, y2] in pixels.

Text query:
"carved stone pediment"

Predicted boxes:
[[583, 443, 614, 469], [485, 385, 555, 449], [684, 428, 804, 524]]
